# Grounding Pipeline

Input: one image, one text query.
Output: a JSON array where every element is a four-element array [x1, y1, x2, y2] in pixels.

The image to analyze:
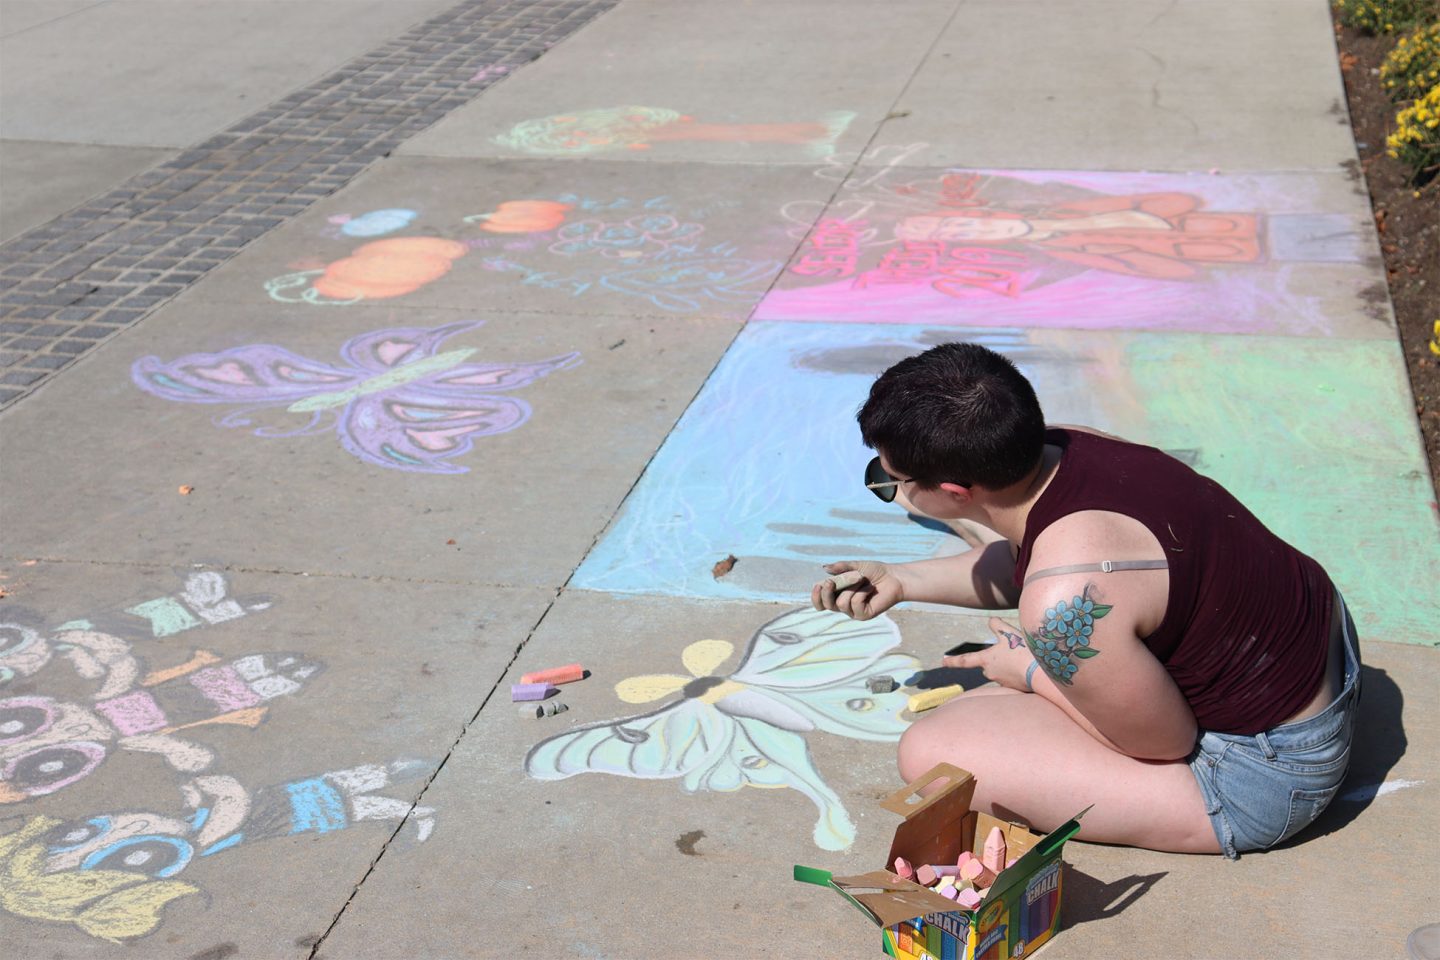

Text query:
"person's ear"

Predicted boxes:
[[938, 481, 972, 503]]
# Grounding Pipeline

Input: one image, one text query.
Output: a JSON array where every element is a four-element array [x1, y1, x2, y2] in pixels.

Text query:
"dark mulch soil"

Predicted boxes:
[[1333, 19, 1440, 495]]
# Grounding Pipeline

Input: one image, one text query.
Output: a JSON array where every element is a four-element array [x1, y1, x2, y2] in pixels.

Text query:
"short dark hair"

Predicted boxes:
[[858, 342, 1046, 490]]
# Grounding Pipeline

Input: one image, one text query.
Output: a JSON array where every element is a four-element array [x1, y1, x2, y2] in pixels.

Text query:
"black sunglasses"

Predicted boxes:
[[864, 456, 924, 503]]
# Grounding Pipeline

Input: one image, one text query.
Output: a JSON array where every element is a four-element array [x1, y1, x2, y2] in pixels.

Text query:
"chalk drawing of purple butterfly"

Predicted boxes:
[[131, 322, 580, 474], [525, 608, 918, 850]]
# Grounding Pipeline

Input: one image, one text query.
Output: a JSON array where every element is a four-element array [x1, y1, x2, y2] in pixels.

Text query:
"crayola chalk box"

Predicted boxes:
[[795, 763, 1086, 960]]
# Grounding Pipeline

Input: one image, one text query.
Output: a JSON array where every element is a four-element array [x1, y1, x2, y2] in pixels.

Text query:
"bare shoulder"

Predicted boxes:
[[1027, 511, 1169, 635]]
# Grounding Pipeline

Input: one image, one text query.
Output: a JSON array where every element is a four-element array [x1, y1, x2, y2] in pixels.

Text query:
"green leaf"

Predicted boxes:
[[1073, 648, 1099, 658], [1090, 605, 1113, 618]]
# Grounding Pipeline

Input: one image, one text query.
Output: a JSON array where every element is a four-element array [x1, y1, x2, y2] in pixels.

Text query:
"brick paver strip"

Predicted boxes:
[[0, 0, 617, 409]]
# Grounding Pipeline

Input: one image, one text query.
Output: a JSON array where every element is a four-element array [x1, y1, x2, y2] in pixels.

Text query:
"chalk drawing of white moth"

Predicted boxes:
[[524, 608, 918, 850]]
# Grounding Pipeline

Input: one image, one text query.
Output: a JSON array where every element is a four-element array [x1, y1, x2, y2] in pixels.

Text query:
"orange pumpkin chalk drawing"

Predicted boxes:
[[265, 237, 469, 305], [465, 200, 572, 234]]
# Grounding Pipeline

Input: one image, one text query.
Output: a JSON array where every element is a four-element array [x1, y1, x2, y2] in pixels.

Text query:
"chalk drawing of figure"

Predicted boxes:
[[132, 322, 581, 474], [0, 760, 434, 942], [525, 608, 919, 851], [0, 622, 139, 692], [0, 650, 319, 803], [495, 106, 856, 157], [893, 192, 1262, 281]]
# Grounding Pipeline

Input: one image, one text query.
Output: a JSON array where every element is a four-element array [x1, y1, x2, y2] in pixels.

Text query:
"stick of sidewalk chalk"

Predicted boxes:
[[907, 684, 965, 713], [866, 675, 898, 694], [520, 663, 585, 685], [982, 826, 1007, 875], [955, 888, 982, 910], [829, 571, 866, 591], [512, 682, 557, 702], [517, 701, 569, 719], [916, 863, 960, 885], [958, 855, 995, 888], [893, 857, 915, 881]]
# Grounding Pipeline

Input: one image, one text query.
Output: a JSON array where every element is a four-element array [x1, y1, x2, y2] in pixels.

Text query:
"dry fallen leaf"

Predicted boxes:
[[178, 485, 194, 495], [0, 587, 8, 599], [22, 560, 37, 567], [446, 539, 457, 545], [711, 554, 738, 579]]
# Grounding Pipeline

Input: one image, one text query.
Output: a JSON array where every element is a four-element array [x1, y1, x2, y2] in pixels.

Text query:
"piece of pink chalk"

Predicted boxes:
[[939, 884, 960, 901], [960, 859, 995, 887], [511, 682, 557, 701], [982, 826, 1008, 874], [520, 663, 584, 685], [956, 888, 982, 910], [918, 864, 959, 885], [893, 857, 914, 880]]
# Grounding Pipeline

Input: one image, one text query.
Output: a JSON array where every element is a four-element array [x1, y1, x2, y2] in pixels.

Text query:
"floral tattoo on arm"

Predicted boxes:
[[1025, 586, 1110, 685]]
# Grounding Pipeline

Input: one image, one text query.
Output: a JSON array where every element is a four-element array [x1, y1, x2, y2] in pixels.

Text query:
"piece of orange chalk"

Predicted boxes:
[[520, 663, 585, 685]]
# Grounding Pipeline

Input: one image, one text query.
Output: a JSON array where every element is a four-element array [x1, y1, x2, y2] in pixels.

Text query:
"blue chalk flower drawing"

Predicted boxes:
[[1027, 588, 1108, 685], [523, 608, 918, 851]]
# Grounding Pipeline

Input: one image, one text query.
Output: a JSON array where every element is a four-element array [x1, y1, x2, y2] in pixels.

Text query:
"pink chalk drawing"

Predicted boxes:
[[131, 322, 580, 474], [759, 169, 1365, 335]]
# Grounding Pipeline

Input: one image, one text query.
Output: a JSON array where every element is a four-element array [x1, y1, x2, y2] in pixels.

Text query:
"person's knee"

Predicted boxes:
[[898, 712, 979, 785], [897, 722, 935, 784]]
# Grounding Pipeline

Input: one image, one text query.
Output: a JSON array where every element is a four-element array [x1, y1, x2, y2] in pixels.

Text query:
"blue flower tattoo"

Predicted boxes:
[[1025, 586, 1110, 685]]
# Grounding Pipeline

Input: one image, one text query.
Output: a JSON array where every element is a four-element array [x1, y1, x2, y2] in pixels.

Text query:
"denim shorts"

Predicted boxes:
[[1187, 591, 1360, 859]]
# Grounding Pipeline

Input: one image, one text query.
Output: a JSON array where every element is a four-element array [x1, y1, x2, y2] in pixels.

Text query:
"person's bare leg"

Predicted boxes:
[[898, 689, 1220, 854]]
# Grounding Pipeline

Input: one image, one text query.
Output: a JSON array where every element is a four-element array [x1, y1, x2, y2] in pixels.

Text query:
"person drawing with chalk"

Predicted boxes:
[[812, 343, 1359, 858]]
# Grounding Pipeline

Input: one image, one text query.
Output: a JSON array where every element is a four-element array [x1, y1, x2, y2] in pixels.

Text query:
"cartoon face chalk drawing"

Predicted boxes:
[[0, 571, 442, 942], [525, 608, 919, 851], [131, 322, 580, 474], [0, 760, 435, 941], [495, 106, 856, 157]]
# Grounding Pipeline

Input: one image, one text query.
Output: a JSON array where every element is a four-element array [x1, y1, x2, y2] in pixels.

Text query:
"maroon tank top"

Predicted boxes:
[[1013, 429, 1334, 734]]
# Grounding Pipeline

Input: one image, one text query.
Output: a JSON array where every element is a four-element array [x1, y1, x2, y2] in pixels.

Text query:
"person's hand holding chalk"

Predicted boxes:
[[811, 560, 905, 621]]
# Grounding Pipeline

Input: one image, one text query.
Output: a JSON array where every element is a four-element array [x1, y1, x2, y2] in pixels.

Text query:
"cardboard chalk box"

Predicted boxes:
[[795, 764, 1086, 960]]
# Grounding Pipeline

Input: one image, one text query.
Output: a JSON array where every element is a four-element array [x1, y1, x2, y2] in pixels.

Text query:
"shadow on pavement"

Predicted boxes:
[[1278, 663, 1407, 848], [1061, 868, 1169, 927]]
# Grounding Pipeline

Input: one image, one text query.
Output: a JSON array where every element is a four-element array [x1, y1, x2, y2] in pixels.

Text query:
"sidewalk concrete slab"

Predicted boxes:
[[756, 167, 1386, 339], [0, 139, 172, 242], [313, 592, 1440, 959], [867, 0, 1356, 172], [573, 321, 1440, 645], [398, 1, 953, 165], [0, 0, 457, 147], [184, 156, 836, 322], [315, 592, 954, 960], [0, 559, 552, 955], [0, 300, 738, 587], [0, 0, 101, 38]]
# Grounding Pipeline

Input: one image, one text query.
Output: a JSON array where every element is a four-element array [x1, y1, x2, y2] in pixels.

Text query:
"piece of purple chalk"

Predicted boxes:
[[512, 682, 557, 702]]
